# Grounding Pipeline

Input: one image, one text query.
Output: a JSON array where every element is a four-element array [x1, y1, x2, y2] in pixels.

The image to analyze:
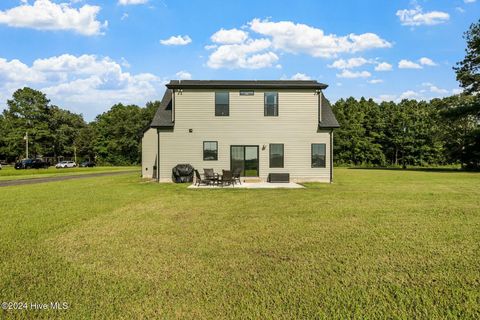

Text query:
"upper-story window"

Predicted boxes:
[[215, 92, 229, 116], [264, 92, 278, 116]]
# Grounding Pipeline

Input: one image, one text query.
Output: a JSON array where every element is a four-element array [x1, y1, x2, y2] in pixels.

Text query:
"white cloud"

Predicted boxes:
[[211, 28, 248, 44], [419, 57, 436, 66], [175, 70, 192, 80], [429, 86, 448, 94], [368, 79, 383, 84], [452, 88, 463, 95], [376, 94, 397, 102], [240, 51, 278, 69], [0, 0, 107, 36], [375, 62, 393, 71], [0, 54, 163, 120], [456, 7, 466, 13], [464, 0, 476, 3], [328, 57, 369, 69], [120, 58, 130, 68], [375, 84, 459, 103], [400, 90, 421, 99], [204, 44, 217, 50], [205, 19, 391, 69], [289, 73, 312, 80], [422, 82, 448, 94], [118, 0, 149, 5], [0, 58, 44, 83], [160, 35, 192, 46], [337, 70, 371, 78], [398, 59, 422, 69], [207, 38, 278, 69], [396, 5, 449, 26], [398, 57, 436, 69], [329, 58, 393, 72], [248, 18, 391, 58]]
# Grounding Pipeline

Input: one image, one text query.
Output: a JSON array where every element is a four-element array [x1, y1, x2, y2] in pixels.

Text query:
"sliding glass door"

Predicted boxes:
[[230, 145, 259, 177], [231, 146, 245, 176]]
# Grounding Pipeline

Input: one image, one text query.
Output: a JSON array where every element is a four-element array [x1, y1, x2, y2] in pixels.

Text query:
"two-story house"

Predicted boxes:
[[142, 80, 340, 183]]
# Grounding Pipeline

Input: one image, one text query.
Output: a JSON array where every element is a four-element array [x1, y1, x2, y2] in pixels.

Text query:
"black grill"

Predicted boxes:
[[172, 164, 194, 183]]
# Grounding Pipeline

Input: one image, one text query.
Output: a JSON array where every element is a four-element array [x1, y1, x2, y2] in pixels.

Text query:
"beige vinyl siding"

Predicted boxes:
[[156, 89, 331, 182], [141, 128, 157, 178]]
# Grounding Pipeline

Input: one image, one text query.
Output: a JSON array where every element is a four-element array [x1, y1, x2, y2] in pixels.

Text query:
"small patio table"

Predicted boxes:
[[209, 173, 221, 186]]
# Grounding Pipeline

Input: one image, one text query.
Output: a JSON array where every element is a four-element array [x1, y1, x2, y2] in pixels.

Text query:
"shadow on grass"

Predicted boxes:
[[345, 167, 476, 173]]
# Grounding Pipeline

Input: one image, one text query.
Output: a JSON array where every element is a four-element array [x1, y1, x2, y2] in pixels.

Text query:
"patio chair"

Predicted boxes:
[[220, 170, 235, 187], [194, 169, 211, 186], [232, 167, 242, 185], [203, 168, 217, 185]]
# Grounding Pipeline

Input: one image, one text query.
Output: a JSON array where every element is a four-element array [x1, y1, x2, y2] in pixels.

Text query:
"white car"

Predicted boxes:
[[55, 161, 77, 168]]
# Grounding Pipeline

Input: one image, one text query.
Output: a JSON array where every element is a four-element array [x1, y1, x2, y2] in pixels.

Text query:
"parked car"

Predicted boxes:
[[80, 161, 96, 167], [55, 161, 77, 168], [14, 159, 49, 169]]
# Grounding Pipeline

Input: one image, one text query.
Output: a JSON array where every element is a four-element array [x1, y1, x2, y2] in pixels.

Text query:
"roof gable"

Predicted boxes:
[[319, 94, 340, 129], [150, 89, 173, 128]]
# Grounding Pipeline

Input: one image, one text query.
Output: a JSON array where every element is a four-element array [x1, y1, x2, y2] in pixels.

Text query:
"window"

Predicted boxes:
[[240, 90, 254, 96], [215, 92, 229, 116], [264, 92, 278, 116], [269, 144, 284, 168], [311, 144, 326, 168], [203, 141, 218, 161]]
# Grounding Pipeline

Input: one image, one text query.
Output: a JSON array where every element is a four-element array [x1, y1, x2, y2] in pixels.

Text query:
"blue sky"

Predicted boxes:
[[0, 0, 478, 120]]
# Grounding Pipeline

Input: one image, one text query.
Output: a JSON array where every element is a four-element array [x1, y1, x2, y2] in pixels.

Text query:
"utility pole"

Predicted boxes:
[[74, 145, 77, 163], [24, 131, 29, 159]]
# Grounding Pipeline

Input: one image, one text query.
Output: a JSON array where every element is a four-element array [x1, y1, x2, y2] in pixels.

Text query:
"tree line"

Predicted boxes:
[[0, 87, 159, 165], [332, 94, 478, 169]]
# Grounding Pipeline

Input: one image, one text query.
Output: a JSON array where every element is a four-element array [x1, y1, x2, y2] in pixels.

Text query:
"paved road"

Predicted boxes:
[[0, 170, 138, 187]]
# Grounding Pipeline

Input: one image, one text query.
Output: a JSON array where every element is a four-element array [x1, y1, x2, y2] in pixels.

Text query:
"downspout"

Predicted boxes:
[[318, 90, 322, 123], [156, 128, 160, 183], [171, 89, 175, 123], [330, 129, 333, 183]]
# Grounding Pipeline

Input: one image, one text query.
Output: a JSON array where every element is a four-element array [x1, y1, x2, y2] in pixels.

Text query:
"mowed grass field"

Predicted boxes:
[[0, 168, 479, 319], [0, 166, 138, 181]]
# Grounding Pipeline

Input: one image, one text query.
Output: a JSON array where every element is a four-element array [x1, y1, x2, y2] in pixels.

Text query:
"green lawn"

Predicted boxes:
[[0, 168, 479, 319], [0, 166, 138, 181]]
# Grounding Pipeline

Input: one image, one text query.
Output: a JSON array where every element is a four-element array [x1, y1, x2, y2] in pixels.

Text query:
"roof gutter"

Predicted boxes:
[[171, 89, 175, 123], [166, 83, 328, 90], [150, 125, 174, 129], [156, 129, 160, 183], [318, 90, 322, 123]]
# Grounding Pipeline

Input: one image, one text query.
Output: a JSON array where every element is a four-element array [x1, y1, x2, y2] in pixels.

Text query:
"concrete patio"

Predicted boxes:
[[188, 182, 305, 189]]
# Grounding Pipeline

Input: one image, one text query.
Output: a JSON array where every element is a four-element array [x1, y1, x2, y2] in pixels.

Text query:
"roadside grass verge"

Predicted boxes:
[[0, 166, 139, 181]]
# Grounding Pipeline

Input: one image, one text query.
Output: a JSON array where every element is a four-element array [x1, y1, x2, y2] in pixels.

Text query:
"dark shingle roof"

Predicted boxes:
[[166, 80, 328, 90], [150, 89, 173, 128], [319, 94, 340, 129]]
